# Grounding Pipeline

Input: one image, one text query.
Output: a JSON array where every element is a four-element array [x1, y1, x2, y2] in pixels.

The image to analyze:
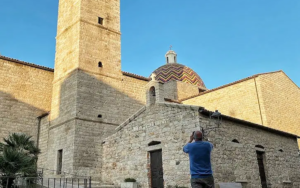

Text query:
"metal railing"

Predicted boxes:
[[37, 168, 91, 179], [0, 176, 92, 188]]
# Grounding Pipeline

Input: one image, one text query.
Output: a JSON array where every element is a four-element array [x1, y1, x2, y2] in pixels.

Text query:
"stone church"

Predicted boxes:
[[0, 0, 300, 187]]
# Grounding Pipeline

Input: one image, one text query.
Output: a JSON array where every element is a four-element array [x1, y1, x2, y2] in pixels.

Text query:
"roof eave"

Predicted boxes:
[[199, 108, 299, 139]]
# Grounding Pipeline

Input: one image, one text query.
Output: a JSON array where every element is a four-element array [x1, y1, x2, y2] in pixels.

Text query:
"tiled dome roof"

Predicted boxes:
[[152, 63, 206, 89]]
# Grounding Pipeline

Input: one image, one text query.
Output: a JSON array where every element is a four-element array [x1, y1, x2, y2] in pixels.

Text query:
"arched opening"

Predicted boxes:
[[279, 149, 283, 152], [232, 139, 239, 143], [149, 86, 156, 105]]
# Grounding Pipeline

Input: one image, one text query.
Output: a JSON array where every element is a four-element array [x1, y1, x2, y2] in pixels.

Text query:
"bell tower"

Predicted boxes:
[[47, 0, 122, 178], [54, 0, 121, 81]]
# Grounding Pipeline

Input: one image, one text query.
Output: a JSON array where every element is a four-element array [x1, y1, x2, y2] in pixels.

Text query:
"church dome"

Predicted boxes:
[[151, 50, 206, 89]]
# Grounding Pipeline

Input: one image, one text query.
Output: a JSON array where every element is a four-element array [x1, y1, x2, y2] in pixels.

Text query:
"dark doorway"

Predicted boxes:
[[256, 151, 267, 188], [57, 149, 63, 175], [150, 150, 164, 188]]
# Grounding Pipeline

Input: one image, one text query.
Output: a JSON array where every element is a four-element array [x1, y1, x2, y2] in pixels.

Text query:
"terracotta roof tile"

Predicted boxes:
[[122, 71, 150, 81], [164, 98, 182, 104]]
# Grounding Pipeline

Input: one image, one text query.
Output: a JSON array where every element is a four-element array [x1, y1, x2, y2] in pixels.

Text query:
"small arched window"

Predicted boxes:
[[232, 139, 239, 143], [279, 149, 283, 152], [149, 86, 156, 105], [98, 62, 103, 67], [150, 87, 156, 96]]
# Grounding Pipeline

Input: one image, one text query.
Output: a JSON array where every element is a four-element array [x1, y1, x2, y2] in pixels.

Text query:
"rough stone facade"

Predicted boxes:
[[0, 0, 300, 186], [37, 115, 50, 169], [182, 71, 300, 146], [102, 103, 300, 188], [44, 0, 150, 178], [255, 72, 300, 144], [163, 81, 200, 101], [0, 57, 53, 141], [182, 77, 263, 125]]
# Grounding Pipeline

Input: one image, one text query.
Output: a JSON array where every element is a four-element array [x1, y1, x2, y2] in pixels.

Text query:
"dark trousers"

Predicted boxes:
[[191, 176, 215, 188]]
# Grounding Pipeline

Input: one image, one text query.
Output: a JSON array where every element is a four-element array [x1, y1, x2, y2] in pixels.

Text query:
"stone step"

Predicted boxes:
[[92, 185, 120, 188]]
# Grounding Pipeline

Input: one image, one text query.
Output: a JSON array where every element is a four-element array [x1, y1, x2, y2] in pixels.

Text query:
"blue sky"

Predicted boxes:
[[0, 0, 299, 89]]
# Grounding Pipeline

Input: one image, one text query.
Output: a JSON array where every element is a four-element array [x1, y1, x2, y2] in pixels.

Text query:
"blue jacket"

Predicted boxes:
[[183, 141, 213, 178]]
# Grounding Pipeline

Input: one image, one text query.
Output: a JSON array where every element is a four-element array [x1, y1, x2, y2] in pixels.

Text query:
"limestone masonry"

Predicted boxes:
[[0, 0, 299, 187]]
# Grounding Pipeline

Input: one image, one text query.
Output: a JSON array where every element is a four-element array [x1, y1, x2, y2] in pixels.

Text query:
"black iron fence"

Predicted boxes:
[[37, 168, 91, 179], [0, 176, 92, 188]]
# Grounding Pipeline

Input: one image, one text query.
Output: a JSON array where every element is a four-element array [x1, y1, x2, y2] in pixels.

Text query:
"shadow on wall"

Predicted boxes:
[[0, 91, 47, 143], [52, 69, 146, 125], [46, 69, 146, 178]]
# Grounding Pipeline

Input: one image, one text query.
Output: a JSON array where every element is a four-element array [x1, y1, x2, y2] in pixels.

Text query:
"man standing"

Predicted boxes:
[[183, 131, 214, 188]]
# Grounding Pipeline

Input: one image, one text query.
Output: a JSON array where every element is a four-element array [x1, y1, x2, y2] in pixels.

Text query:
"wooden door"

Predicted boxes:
[[150, 150, 164, 188], [256, 151, 267, 188]]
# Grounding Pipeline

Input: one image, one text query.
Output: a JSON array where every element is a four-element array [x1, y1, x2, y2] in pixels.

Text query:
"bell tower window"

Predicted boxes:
[[149, 86, 156, 105], [165, 48, 177, 64], [98, 17, 104, 25]]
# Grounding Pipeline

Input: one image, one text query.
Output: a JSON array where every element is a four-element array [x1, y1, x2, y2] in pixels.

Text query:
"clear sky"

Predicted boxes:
[[0, 0, 299, 89]]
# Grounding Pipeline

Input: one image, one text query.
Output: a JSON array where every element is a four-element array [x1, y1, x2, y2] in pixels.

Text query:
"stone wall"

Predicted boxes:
[[182, 71, 300, 147], [176, 81, 200, 101], [79, 0, 121, 78], [44, 120, 77, 175], [37, 115, 50, 169], [46, 69, 148, 177], [72, 120, 117, 178], [182, 78, 262, 125], [48, 0, 148, 177], [102, 104, 300, 188], [163, 81, 200, 101], [255, 72, 300, 145], [76, 70, 147, 125], [0, 58, 53, 141], [0, 58, 53, 111]]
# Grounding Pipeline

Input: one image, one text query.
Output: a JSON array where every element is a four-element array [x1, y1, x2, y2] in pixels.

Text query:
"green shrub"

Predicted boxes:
[[124, 178, 136, 182]]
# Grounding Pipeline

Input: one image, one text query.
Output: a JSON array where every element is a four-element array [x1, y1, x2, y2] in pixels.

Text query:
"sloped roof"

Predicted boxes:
[[180, 70, 283, 102], [0, 55, 152, 82], [0, 55, 54, 72], [122, 71, 150, 81]]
